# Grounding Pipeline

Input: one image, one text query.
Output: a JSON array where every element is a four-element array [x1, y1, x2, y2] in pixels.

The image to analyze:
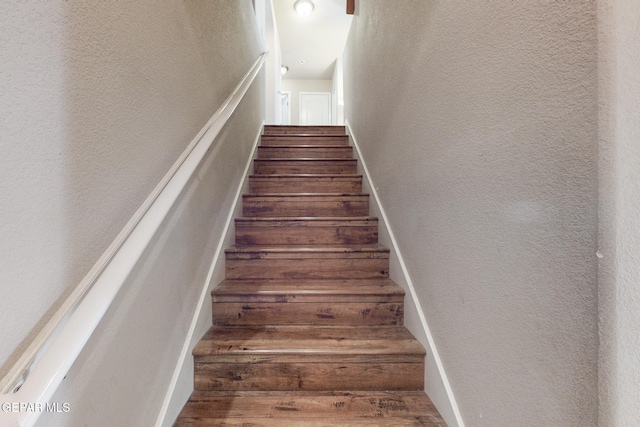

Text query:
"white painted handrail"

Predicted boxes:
[[0, 51, 267, 427]]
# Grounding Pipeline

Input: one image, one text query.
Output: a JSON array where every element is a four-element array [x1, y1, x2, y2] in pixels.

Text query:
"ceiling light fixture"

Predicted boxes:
[[281, 65, 289, 75], [294, 0, 314, 16]]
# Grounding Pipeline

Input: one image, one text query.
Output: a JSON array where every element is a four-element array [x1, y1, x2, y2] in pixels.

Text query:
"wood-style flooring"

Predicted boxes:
[[175, 125, 446, 426]]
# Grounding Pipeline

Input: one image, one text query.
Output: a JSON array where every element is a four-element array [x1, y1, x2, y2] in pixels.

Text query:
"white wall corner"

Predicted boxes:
[[154, 122, 264, 427], [345, 121, 465, 427]]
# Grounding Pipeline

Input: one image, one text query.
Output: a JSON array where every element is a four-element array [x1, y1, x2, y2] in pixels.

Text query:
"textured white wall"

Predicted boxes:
[[332, 57, 345, 125], [598, 0, 640, 425], [35, 95, 264, 427], [281, 79, 333, 125], [344, 2, 598, 426], [264, 0, 283, 124], [0, 0, 263, 422]]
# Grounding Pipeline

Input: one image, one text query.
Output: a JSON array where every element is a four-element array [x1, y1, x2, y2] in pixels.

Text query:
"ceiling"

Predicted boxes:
[[273, 0, 353, 80]]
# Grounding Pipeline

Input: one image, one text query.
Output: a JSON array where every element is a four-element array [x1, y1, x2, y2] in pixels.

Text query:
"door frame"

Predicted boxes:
[[299, 91, 332, 125], [280, 91, 291, 125]]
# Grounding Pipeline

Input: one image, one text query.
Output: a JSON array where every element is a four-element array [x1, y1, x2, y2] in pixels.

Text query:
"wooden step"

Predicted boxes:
[[260, 135, 350, 146], [213, 279, 404, 303], [176, 391, 446, 426], [263, 125, 346, 135], [177, 416, 443, 426], [194, 326, 424, 361], [175, 122, 446, 424], [212, 279, 403, 326], [225, 245, 389, 279], [192, 326, 425, 391], [253, 159, 357, 175], [249, 174, 362, 193], [243, 194, 369, 217], [257, 145, 353, 159], [235, 217, 378, 245]]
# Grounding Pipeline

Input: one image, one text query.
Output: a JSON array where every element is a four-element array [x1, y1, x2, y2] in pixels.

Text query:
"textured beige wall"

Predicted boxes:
[[344, 1, 598, 426], [35, 93, 264, 427], [0, 0, 260, 371], [598, 0, 640, 425], [0, 0, 263, 423]]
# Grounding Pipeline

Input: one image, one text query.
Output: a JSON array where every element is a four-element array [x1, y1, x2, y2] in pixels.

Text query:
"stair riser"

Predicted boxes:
[[248, 176, 362, 193], [212, 279, 405, 303], [199, 353, 423, 364], [235, 224, 378, 245], [177, 393, 437, 423], [225, 257, 389, 280], [194, 362, 424, 392], [243, 197, 369, 217], [263, 125, 346, 135], [214, 293, 403, 304], [213, 302, 404, 326], [177, 416, 439, 426], [254, 160, 357, 175], [258, 146, 353, 159], [261, 136, 349, 146]]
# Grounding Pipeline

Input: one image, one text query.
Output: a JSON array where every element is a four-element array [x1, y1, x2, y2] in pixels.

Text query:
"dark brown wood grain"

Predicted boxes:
[[263, 125, 346, 135], [212, 302, 404, 326], [194, 362, 424, 391], [176, 391, 446, 426], [174, 125, 446, 426], [260, 134, 350, 145], [242, 193, 370, 217], [248, 174, 363, 193], [224, 245, 390, 280], [253, 159, 358, 174], [235, 217, 378, 245], [212, 279, 403, 303], [258, 145, 354, 159]]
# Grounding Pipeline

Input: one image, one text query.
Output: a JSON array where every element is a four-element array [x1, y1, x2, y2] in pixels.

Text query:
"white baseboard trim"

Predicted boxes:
[[154, 122, 264, 427], [345, 121, 465, 427]]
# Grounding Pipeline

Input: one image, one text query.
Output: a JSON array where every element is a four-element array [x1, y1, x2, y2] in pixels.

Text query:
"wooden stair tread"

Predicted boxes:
[[177, 391, 445, 426], [234, 217, 378, 245], [261, 134, 348, 138], [249, 174, 362, 178], [253, 159, 357, 175], [177, 416, 443, 426], [184, 390, 431, 397], [260, 135, 349, 140], [242, 193, 370, 201], [254, 158, 356, 161], [263, 134, 346, 138], [253, 158, 357, 167], [263, 125, 346, 134], [194, 326, 424, 357], [242, 194, 370, 218], [259, 138, 350, 146], [225, 244, 389, 254], [258, 146, 354, 159], [235, 216, 376, 223], [175, 124, 444, 424], [225, 245, 389, 279], [213, 278, 404, 301], [248, 175, 363, 194], [258, 144, 351, 148], [243, 192, 368, 197]]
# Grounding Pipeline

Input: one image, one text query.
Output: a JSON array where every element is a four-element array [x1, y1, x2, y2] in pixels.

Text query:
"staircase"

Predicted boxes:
[[175, 126, 446, 426]]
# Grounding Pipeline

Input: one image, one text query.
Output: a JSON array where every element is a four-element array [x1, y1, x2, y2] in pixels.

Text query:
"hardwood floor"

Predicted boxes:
[[174, 125, 446, 426]]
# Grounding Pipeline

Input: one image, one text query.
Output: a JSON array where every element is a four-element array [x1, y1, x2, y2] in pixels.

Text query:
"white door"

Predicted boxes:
[[280, 92, 291, 125], [299, 92, 331, 125]]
